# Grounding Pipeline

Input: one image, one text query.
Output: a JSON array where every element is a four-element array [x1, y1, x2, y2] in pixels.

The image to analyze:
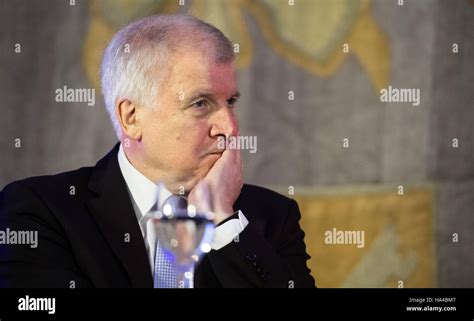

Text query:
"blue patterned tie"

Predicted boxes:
[[153, 239, 178, 288], [153, 195, 187, 288]]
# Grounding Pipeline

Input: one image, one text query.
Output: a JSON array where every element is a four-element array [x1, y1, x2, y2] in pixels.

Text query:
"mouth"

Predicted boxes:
[[200, 145, 225, 158], [202, 149, 224, 159], [209, 150, 224, 155], [207, 146, 225, 154]]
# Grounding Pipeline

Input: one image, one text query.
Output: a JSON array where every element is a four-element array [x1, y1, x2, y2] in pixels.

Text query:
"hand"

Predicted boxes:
[[188, 147, 243, 225]]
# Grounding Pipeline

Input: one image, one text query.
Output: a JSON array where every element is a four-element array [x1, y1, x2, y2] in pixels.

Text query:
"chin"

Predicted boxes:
[[194, 160, 215, 177]]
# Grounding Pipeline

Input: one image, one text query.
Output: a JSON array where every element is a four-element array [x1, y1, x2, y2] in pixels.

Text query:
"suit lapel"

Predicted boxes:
[[86, 143, 153, 288]]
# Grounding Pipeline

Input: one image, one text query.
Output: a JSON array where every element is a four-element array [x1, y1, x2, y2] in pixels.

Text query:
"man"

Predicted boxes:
[[0, 14, 315, 288]]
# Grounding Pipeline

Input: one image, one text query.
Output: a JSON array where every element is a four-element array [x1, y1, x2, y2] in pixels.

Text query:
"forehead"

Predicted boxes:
[[165, 49, 237, 98]]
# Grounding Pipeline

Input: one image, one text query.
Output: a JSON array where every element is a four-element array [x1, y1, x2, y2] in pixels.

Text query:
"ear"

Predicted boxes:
[[116, 99, 142, 141]]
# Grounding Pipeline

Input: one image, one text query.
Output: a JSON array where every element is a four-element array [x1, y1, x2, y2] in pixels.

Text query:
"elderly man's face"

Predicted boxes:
[[138, 49, 239, 190]]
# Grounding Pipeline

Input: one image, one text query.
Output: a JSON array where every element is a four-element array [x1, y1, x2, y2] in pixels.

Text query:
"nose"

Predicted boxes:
[[209, 106, 239, 138]]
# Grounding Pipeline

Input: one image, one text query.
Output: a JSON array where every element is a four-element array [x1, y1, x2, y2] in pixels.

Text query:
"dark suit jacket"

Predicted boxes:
[[0, 144, 315, 288]]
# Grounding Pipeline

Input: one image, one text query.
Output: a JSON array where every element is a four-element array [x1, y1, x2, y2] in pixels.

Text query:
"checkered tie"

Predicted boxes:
[[153, 239, 178, 288], [153, 194, 187, 288]]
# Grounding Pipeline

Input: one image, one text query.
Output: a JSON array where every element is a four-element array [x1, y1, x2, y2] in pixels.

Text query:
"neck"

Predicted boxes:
[[121, 142, 196, 194]]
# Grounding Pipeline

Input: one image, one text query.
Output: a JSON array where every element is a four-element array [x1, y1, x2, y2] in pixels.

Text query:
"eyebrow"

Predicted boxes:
[[186, 90, 241, 103]]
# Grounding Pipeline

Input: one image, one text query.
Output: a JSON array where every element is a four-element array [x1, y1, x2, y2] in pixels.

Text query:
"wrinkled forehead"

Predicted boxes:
[[163, 48, 238, 100]]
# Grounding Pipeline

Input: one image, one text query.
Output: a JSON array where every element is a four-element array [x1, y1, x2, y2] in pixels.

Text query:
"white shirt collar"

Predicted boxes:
[[117, 144, 172, 217]]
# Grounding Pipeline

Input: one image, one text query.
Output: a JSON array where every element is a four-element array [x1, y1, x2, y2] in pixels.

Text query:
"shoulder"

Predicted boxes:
[[236, 184, 298, 224], [239, 184, 293, 207], [0, 166, 94, 207]]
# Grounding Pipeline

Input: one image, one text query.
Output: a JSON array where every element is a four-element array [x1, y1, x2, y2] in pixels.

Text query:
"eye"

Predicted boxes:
[[185, 99, 211, 117], [195, 99, 206, 108], [226, 97, 237, 108]]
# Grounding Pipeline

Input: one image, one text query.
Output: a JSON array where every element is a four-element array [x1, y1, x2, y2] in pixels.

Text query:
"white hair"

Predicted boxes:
[[99, 14, 235, 139]]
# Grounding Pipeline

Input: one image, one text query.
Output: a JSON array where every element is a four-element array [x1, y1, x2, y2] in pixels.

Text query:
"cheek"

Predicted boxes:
[[179, 120, 210, 146], [178, 131, 207, 157], [148, 110, 212, 163]]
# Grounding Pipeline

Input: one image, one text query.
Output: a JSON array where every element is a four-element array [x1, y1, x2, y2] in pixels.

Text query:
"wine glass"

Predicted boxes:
[[152, 190, 215, 288]]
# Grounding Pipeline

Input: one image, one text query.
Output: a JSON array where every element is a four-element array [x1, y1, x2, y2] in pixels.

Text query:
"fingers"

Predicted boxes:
[[235, 148, 243, 172], [220, 140, 243, 181]]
